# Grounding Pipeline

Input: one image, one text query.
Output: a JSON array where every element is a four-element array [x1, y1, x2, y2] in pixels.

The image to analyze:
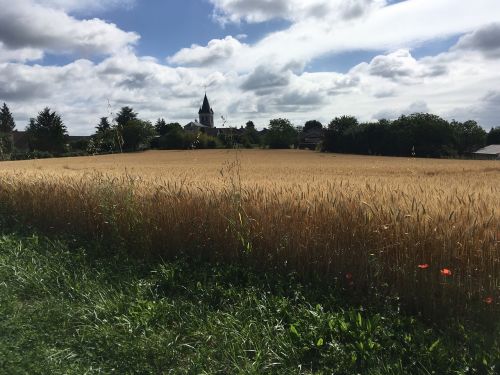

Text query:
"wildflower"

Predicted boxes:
[[440, 268, 452, 276], [484, 297, 493, 304], [418, 264, 429, 269], [345, 273, 353, 280]]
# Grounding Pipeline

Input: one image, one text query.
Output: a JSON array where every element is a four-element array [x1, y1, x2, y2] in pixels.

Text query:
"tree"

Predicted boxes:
[[242, 120, 260, 146], [96, 117, 111, 133], [303, 120, 323, 132], [26, 107, 68, 154], [155, 119, 182, 137], [155, 118, 168, 135], [0, 103, 16, 132], [0, 103, 15, 158], [91, 117, 117, 153], [121, 119, 155, 151], [487, 127, 500, 145], [392, 113, 455, 157], [451, 120, 487, 154], [115, 106, 138, 127], [323, 116, 359, 152], [265, 118, 298, 149]]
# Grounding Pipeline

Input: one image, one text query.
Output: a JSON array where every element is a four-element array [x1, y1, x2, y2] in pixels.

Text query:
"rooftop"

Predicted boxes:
[[474, 144, 500, 155]]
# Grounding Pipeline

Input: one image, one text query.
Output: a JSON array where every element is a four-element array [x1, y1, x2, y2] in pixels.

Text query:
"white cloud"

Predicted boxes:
[[168, 36, 246, 67], [2, 0, 500, 133], [0, 0, 139, 61], [352, 49, 447, 84], [210, 0, 385, 24]]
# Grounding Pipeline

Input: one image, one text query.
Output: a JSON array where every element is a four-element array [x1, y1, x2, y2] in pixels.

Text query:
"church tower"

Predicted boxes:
[[198, 93, 214, 127]]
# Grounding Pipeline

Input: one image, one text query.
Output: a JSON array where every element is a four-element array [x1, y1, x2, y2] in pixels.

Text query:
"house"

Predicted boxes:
[[299, 127, 324, 150], [473, 145, 500, 160]]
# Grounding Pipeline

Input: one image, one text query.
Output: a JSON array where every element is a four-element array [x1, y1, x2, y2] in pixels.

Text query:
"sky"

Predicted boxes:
[[1, 0, 500, 134]]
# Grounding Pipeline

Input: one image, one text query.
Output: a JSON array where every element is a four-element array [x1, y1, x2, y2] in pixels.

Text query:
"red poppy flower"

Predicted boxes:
[[440, 268, 452, 276], [484, 297, 493, 304], [418, 264, 429, 269], [345, 273, 353, 280]]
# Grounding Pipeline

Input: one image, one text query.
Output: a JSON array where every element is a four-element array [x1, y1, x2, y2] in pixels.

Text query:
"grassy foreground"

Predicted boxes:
[[0, 231, 498, 374]]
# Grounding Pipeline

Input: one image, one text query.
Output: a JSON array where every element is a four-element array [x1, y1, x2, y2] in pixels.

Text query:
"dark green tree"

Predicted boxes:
[[0, 103, 16, 132], [155, 118, 168, 135], [303, 120, 323, 132], [451, 120, 487, 154], [265, 118, 298, 149], [242, 120, 260, 146], [96, 117, 111, 133], [121, 119, 155, 151], [91, 117, 117, 153], [115, 106, 138, 127], [323, 116, 359, 152], [487, 127, 500, 145], [26, 108, 68, 153]]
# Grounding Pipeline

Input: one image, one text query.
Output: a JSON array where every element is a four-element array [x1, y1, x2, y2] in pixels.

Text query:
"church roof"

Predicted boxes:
[[198, 94, 214, 114]]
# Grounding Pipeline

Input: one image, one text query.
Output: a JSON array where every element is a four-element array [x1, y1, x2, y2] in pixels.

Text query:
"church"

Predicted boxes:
[[184, 93, 215, 133]]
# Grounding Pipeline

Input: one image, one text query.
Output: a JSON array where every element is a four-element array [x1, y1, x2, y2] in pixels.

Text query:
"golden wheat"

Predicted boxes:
[[0, 149, 498, 316]]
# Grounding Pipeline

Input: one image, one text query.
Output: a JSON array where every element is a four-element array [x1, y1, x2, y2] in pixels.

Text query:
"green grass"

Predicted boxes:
[[0, 232, 498, 374]]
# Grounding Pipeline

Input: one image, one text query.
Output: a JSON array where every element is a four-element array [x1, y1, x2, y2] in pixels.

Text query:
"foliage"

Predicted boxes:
[[114, 106, 138, 127], [323, 116, 359, 153], [25, 107, 68, 154], [0, 232, 497, 374], [0, 134, 14, 160], [265, 118, 298, 149], [242, 121, 261, 147], [90, 117, 118, 154], [0, 103, 16, 132], [322, 114, 488, 157], [120, 119, 156, 152], [451, 120, 487, 155], [487, 126, 500, 145], [95, 117, 111, 133], [304, 120, 323, 132]]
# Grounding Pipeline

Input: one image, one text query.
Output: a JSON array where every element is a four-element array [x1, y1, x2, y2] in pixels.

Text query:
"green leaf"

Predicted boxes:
[[290, 324, 300, 337], [316, 338, 324, 347], [428, 339, 440, 352]]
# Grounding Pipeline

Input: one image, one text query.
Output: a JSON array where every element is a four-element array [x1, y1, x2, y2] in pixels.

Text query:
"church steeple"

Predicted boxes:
[[198, 93, 214, 127]]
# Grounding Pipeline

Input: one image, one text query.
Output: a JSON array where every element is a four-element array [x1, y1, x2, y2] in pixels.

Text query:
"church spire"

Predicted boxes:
[[199, 93, 213, 115], [198, 93, 214, 127]]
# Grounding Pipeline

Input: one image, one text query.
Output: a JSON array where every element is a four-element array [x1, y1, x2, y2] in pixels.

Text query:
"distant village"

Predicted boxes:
[[0, 93, 499, 160]]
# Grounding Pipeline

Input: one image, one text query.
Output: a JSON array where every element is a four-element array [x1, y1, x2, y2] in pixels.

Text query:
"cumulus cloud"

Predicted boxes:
[[3, 0, 500, 133], [240, 66, 292, 93], [209, 0, 385, 24], [168, 36, 246, 66], [0, 43, 44, 63], [0, 0, 139, 59], [353, 49, 447, 84], [453, 23, 500, 58], [449, 91, 500, 129]]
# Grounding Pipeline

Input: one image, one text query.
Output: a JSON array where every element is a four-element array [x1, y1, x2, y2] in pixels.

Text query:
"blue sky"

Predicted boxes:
[[1, 0, 500, 134]]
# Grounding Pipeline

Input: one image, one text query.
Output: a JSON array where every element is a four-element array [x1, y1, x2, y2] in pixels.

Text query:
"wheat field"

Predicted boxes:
[[0, 150, 498, 316]]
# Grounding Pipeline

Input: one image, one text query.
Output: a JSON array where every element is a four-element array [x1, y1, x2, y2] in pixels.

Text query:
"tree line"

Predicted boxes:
[[0, 102, 499, 160]]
